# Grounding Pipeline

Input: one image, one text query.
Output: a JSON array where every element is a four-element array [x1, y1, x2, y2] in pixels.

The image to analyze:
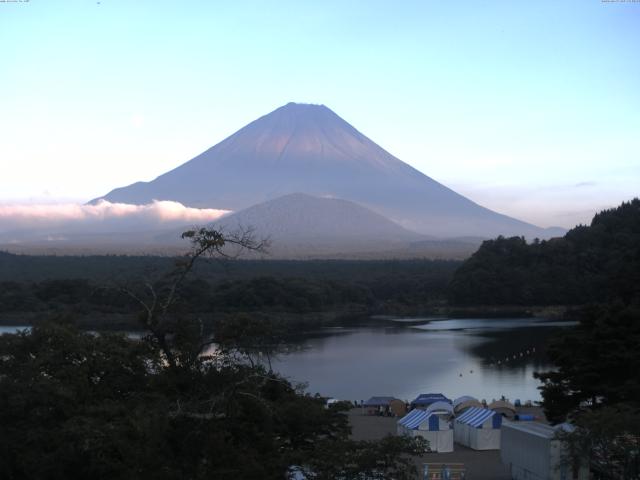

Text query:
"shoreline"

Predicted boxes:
[[0, 304, 576, 330]]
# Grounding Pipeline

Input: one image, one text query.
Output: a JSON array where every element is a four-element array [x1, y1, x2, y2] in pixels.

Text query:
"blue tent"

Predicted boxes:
[[363, 396, 397, 407], [411, 393, 451, 409]]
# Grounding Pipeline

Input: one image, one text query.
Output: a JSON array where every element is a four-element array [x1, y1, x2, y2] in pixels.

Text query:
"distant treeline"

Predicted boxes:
[[4, 199, 639, 318], [0, 257, 460, 322], [449, 199, 640, 306], [0, 253, 458, 283]]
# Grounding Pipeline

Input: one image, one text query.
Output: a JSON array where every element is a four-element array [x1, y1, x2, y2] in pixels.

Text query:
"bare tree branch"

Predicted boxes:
[[119, 225, 269, 370]]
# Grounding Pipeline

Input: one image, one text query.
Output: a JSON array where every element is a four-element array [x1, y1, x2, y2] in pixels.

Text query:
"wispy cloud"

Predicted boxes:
[[0, 200, 230, 234], [574, 181, 597, 188]]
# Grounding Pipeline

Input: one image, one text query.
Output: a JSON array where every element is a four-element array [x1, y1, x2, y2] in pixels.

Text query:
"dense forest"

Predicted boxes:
[[0, 253, 459, 284], [0, 256, 460, 328], [448, 199, 640, 306]]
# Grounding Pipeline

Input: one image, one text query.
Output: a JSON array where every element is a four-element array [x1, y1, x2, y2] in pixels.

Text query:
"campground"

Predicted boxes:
[[348, 408, 518, 480]]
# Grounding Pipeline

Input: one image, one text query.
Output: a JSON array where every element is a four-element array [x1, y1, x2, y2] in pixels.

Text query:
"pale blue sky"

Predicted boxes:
[[1, 0, 638, 227]]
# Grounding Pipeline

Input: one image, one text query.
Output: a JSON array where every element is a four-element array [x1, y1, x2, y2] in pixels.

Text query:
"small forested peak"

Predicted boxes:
[[448, 198, 640, 306], [590, 197, 640, 231]]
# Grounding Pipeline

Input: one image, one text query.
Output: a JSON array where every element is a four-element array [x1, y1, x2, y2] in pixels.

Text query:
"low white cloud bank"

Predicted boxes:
[[0, 200, 231, 234]]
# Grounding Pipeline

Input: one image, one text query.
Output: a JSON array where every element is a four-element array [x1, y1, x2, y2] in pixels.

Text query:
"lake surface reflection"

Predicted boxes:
[[1, 317, 572, 404], [270, 317, 573, 403], [0, 326, 31, 334]]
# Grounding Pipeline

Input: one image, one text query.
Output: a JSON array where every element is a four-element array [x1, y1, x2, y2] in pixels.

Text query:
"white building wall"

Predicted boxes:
[[501, 425, 551, 480], [501, 423, 590, 480]]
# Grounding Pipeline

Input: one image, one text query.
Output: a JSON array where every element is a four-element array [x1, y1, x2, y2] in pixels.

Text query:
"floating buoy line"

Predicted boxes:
[[489, 346, 536, 367]]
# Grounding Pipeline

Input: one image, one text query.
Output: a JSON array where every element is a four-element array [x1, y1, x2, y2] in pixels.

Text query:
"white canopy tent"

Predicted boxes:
[[397, 409, 453, 453], [454, 407, 501, 450]]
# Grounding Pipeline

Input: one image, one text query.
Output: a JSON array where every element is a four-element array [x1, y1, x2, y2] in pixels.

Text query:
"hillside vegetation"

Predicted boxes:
[[448, 199, 640, 306]]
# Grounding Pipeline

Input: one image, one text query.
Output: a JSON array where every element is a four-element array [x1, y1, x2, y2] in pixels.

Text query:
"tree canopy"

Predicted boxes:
[[535, 303, 640, 423], [448, 198, 640, 306], [534, 304, 640, 478]]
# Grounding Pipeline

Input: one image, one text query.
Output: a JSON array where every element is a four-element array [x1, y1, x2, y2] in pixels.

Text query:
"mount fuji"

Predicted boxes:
[[94, 102, 562, 239]]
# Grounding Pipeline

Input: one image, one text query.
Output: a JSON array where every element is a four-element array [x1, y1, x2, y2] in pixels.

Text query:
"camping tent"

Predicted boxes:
[[410, 393, 451, 410], [397, 409, 453, 453], [426, 401, 454, 417], [453, 395, 483, 415], [488, 400, 516, 418], [501, 421, 589, 480], [454, 407, 501, 450]]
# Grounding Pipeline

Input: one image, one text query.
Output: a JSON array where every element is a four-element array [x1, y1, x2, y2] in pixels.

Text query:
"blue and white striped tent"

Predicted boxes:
[[397, 409, 453, 453], [398, 409, 440, 430], [454, 407, 502, 450], [457, 407, 502, 428]]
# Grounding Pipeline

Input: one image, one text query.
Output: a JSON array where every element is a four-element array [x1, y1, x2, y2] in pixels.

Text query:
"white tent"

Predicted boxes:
[[454, 407, 501, 450], [500, 421, 589, 480], [426, 401, 454, 417], [397, 409, 453, 453]]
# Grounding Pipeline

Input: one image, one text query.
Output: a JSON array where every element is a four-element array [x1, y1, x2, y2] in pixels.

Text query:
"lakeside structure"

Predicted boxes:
[[501, 421, 588, 480], [352, 388, 584, 479], [356, 390, 588, 477], [391, 391, 584, 476]]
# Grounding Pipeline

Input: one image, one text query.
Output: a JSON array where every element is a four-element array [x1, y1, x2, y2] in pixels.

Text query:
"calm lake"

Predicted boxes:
[[0, 317, 574, 404], [270, 317, 575, 403]]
